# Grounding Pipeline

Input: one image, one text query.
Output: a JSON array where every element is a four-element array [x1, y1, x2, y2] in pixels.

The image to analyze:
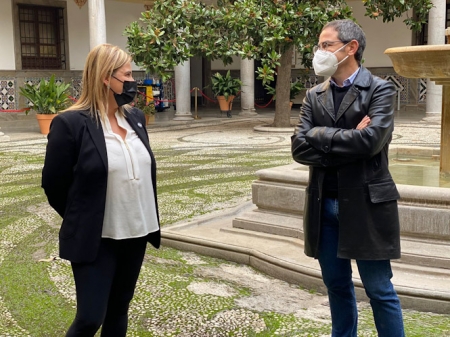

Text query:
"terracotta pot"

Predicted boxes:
[[36, 113, 57, 135], [145, 114, 155, 125], [217, 95, 235, 111], [289, 101, 293, 109]]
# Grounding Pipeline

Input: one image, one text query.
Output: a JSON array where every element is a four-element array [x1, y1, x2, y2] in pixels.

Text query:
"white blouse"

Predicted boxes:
[[100, 112, 159, 239]]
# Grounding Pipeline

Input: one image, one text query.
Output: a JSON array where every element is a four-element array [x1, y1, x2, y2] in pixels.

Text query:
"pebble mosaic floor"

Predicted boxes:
[[0, 119, 448, 336]]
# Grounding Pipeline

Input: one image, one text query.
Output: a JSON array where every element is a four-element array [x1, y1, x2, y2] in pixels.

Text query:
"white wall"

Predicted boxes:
[[0, 0, 16, 70], [106, 0, 144, 66], [212, 3, 412, 70], [67, 0, 145, 71], [351, 1, 412, 67], [67, 0, 90, 70]]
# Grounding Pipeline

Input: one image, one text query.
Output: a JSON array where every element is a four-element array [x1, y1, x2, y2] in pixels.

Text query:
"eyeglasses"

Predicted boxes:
[[313, 40, 348, 54]]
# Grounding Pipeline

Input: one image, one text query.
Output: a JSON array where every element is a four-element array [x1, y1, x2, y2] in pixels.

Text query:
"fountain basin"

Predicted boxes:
[[234, 161, 450, 242], [384, 45, 450, 81], [385, 43, 450, 175]]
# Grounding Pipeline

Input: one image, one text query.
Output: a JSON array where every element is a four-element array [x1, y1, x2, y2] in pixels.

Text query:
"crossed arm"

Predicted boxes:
[[291, 81, 396, 167]]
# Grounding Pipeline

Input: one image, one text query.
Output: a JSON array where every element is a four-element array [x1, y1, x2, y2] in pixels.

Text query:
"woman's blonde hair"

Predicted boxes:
[[65, 43, 132, 119]]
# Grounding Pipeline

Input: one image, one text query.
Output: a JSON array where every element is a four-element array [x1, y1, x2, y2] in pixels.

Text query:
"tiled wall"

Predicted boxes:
[[377, 74, 426, 105], [419, 78, 427, 103], [0, 79, 16, 110], [0, 73, 83, 111], [0, 69, 429, 111], [292, 70, 426, 106]]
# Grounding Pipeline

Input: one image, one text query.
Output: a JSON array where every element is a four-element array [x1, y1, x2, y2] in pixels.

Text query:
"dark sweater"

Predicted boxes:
[[323, 84, 351, 198]]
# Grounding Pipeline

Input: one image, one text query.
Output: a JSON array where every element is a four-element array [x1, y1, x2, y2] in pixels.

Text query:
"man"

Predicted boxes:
[[291, 19, 404, 337]]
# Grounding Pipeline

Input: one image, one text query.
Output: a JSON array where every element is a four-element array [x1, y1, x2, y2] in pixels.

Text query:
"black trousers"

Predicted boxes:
[[65, 236, 148, 337]]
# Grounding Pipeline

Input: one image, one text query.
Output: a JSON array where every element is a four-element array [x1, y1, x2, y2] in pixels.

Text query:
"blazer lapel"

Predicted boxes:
[[85, 113, 108, 170], [335, 67, 371, 122], [317, 81, 336, 122], [336, 86, 361, 122]]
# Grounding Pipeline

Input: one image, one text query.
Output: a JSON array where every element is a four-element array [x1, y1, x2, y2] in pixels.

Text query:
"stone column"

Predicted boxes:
[[239, 58, 257, 116], [88, 0, 107, 50], [173, 61, 194, 120], [440, 28, 450, 175], [426, 0, 446, 117]]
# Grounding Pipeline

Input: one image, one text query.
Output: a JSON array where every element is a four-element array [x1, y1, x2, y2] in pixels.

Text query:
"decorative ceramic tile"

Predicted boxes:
[[418, 78, 427, 103], [294, 75, 319, 89], [380, 74, 410, 103], [71, 77, 82, 100], [0, 79, 16, 110]]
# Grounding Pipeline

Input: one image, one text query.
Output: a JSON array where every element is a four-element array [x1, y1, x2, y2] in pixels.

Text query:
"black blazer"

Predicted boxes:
[[42, 107, 161, 263]]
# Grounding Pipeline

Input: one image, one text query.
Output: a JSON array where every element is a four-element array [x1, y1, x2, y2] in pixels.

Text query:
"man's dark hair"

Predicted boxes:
[[323, 19, 366, 65]]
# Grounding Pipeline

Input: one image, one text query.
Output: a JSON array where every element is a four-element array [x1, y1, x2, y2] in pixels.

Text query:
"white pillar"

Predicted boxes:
[[88, 0, 107, 50], [239, 58, 257, 116], [426, 0, 446, 116], [173, 61, 194, 120]]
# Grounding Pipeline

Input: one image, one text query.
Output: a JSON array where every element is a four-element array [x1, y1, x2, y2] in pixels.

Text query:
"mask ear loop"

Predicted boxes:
[[102, 69, 116, 120], [333, 42, 351, 67]]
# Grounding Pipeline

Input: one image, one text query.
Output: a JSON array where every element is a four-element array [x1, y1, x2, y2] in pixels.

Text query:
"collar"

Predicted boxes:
[[316, 66, 372, 94], [330, 67, 360, 88]]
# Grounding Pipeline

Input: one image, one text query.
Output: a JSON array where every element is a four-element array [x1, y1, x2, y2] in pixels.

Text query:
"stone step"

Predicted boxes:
[[0, 112, 34, 121], [220, 226, 450, 313], [233, 207, 450, 270], [166, 207, 450, 314], [0, 117, 40, 133], [224, 225, 450, 288], [233, 208, 303, 239], [400, 236, 450, 270]]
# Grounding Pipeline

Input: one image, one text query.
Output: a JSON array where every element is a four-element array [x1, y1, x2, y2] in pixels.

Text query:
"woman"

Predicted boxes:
[[42, 44, 161, 337]]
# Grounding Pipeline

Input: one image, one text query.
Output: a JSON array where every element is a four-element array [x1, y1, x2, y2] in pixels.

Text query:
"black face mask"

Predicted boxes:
[[111, 76, 137, 107]]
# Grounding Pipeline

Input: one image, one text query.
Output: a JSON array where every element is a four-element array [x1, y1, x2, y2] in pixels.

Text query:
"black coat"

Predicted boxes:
[[291, 67, 401, 260], [42, 107, 160, 263]]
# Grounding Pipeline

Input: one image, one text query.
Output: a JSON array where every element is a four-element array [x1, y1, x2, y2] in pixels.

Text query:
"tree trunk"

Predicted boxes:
[[272, 45, 293, 127]]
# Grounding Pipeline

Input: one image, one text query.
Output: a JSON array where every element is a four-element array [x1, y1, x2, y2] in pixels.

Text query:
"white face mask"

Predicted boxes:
[[312, 43, 349, 77]]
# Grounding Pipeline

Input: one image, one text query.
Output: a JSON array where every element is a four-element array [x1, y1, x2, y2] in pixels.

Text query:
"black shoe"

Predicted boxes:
[[227, 111, 232, 118]]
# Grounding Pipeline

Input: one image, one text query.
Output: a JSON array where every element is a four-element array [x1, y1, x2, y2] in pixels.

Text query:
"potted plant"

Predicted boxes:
[[211, 70, 242, 118], [19, 75, 71, 135], [134, 91, 156, 125], [265, 80, 305, 109]]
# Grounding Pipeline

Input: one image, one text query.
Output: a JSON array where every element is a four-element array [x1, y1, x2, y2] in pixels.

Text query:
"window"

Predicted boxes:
[[18, 4, 66, 69]]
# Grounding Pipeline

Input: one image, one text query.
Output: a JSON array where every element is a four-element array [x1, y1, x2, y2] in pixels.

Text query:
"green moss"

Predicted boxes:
[[0, 225, 73, 336], [0, 132, 449, 336], [168, 280, 192, 289]]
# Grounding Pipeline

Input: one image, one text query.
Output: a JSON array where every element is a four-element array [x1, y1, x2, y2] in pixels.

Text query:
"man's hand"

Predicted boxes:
[[356, 115, 371, 130]]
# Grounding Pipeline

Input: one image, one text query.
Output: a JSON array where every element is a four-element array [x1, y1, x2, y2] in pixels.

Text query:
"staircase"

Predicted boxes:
[[232, 163, 450, 314]]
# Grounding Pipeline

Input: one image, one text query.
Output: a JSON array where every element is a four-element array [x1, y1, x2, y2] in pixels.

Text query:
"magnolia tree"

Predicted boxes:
[[125, 0, 432, 127]]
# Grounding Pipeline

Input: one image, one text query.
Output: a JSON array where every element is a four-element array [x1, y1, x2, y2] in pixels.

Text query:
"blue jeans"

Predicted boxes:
[[318, 198, 405, 337]]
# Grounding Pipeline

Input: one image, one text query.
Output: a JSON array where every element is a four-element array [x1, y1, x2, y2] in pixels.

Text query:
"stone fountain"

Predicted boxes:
[[229, 29, 450, 313], [385, 27, 450, 176]]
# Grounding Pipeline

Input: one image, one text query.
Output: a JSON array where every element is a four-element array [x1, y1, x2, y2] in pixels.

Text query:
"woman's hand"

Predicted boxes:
[[356, 115, 371, 130]]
